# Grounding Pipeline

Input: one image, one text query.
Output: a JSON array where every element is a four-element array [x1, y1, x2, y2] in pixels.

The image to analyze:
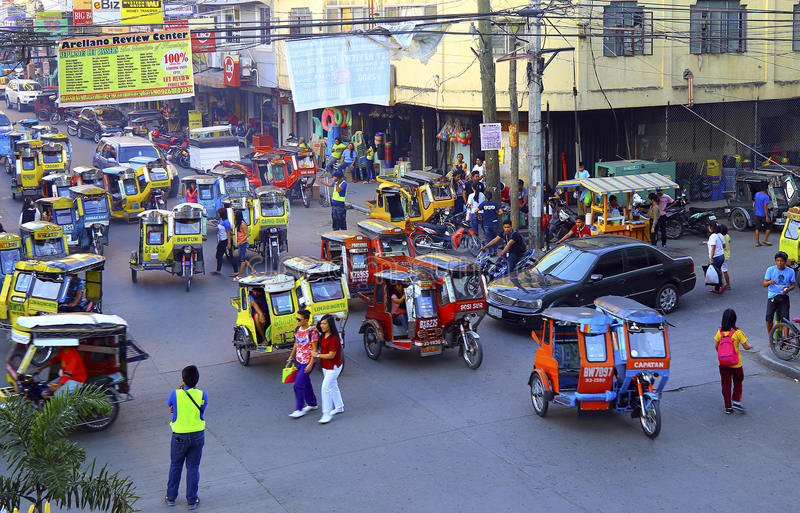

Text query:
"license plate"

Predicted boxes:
[[420, 345, 442, 357], [488, 305, 502, 317], [708, 215, 716, 220]]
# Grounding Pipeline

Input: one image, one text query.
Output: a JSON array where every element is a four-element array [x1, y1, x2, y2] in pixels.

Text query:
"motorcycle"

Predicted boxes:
[[151, 131, 190, 168], [410, 213, 481, 256], [663, 192, 716, 239], [261, 225, 282, 272], [549, 206, 575, 243], [65, 110, 80, 136], [476, 248, 537, 281]]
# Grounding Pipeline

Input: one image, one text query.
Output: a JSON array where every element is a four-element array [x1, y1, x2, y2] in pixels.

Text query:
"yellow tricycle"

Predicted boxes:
[[20, 221, 68, 260], [103, 166, 149, 221]]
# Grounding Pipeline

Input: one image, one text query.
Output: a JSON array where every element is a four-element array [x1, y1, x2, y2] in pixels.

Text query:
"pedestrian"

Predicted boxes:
[[231, 211, 255, 281], [319, 170, 348, 230], [466, 180, 486, 237], [714, 309, 752, 415], [338, 143, 357, 181], [575, 162, 589, 215], [557, 214, 592, 244], [365, 143, 376, 182], [312, 313, 344, 424], [19, 197, 36, 225], [390, 282, 409, 333], [472, 157, 486, 179], [647, 193, 660, 246], [464, 170, 484, 211], [478, 190, 502, 253], [480, 220, 527, 275], [754, 183, 772, 246], [287, 309, 319, 418], [211, 208, 235, 275], [165, 365, 207, 510], [654, 189, 675, 248], [452, 171, 465, 214], [450, 152, 467, 179], [720, 223, 732, 289], [764, 251, 796, 336], [325, 137, 346, 173], [707, 221, 726, 294]]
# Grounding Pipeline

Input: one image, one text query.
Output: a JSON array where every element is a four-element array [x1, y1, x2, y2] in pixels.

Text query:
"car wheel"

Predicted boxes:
[[730, 208, 748, 231], [655, 283, 679, 313], [16, 100, 21, 112], [93, 131, 101, 144]]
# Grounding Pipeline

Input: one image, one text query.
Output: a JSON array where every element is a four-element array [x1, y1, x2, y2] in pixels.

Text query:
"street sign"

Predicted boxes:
[[480, 123, 502, 151], [224, 55, 240, 87], [35, 12, 67, 33], [188, 110, 202, 130], [121, 0, 164, 25], [164, 3, 193, 17]]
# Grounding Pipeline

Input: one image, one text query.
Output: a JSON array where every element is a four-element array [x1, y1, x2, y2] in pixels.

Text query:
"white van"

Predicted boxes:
[[5, 79, 42, 111]]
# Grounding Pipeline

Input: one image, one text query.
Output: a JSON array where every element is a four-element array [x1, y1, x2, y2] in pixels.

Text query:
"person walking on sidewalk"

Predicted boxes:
[[313, 314, 344, 424], [714, 309, 752, 415], [707, 221, 726, 294], [654, 189, 675, 248], [165, 365, 207, 510], [319, 170, 348, 230], [754, 183, 772, 246], [764, 251, 796, 336], [211, 208, 235, 275], [287, 309, 319, 418], [647, 193, 660, 246], [721, 223, 732, 289]]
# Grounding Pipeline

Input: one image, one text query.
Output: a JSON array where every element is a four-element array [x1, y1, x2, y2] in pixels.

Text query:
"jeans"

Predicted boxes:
[[331, 203, 347, 230], [454, 197, 465, 214], [166, 431, 205, 504], [324, 156, 337, 173], [483, 223, 498, 254], [51, 379, 81, 396], [215, 240, 235, 272], [337, 161, 354, 177], [712, 254, 724, 291], [655, 216, 668, 246], [470, 215, 480, 237], [506, 252, 520, 276], [393, 312, 409, 333], [719, 365, 744, 409], [321, 364, 344, 416], [293, 362, 317, 411]]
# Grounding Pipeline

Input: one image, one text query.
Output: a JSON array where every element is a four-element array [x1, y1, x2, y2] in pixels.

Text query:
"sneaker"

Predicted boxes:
[[289, 410, 306, 418], [332, 408, 344, 416], [725, 408, 734, 415], [188, 498, 200, 510], [319, 414, 333, 424], [732, 401, 746, 413], [302, 405, 318, 413], [165, 496, 176, 507]]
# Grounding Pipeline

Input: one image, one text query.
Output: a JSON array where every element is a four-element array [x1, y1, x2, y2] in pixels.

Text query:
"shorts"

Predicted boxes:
[[238, 242, 249, 262], [766, 295, 790, 323], [755, 215, 770, 231], [721, 261, 728, 272]]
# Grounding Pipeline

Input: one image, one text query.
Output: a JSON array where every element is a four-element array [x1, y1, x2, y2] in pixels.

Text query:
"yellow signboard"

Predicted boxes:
[[58, 32, 193, 107], [188, 110, 202, 130], [121, 0, 164, 25]]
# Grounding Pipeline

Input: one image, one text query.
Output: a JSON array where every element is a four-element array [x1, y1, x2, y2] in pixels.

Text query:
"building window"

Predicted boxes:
[[289, 7, 312, 35], [602, 2, 653, 57], [690, 0, 746, 54], [492, 24, 521, 57], [383, 4, 437, 20], [793, 4, 800, 51], [223, 7, 240, 44], [260, 7, 270, 44], [326, 7, 366, 33]]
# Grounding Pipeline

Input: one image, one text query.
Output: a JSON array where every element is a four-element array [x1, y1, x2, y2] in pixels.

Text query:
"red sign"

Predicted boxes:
[[164, 19, 189, 30], [224, 55, 240, 87], [73, 9, 92, 25], [192, 31, 216, 53]]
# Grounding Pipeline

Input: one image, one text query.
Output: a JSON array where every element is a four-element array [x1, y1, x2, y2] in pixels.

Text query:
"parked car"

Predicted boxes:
[[76, 107, 126, 143], [93, 136, 179, 197], [5, 79, 43, 111], [0, 75, 8, 97], [486, 236, 696, 327]]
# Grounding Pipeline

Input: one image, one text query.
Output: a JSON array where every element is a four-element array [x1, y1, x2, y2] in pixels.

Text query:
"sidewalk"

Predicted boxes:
[[758, 348, 800, 380]]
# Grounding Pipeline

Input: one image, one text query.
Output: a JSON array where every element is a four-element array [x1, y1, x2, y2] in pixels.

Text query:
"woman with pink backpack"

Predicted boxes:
[[715, 309, 753, 414]]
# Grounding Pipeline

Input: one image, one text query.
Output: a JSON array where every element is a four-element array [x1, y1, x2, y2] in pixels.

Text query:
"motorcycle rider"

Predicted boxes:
[[557, 214, 592, 244], [480, 220, 527, 275]]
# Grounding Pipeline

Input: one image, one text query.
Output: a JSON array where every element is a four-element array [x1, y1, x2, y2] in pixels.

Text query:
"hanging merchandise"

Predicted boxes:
[[312, 117, 323, 137], [342, 108, 352, 128], [321, 108, 336, 131], [384, 140, 393, 167]]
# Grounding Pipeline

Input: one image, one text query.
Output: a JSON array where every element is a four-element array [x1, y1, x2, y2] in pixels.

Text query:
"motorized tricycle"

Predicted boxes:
[[0, 232, 23, 279], [35, 196, 81, 250], [40, 133, 72, 168], [37, 142, 67, 175], [180, 175, 219, 217], [33, 91, 58, 122], [319, 230, 371, 295], [528, 295, 670, 438], [0, 313, 149, 432], [726, 167, 799, 232], [102, 166, 148, 221], [41, 173, 74, 198], [11, 145, 44, 199], [216, 159, 262, 189], [129, 203, 206, 292], [129, 155, 171, 210], [356, 218, 416, 277], [73, 166, 107, 188], [359, 266, 484, 368], [223, 195, 264, 262], [20, 221, 68, 260], [377, 169, 455, 224], [69, 185, 112, 254], [367, 182, 435, 228], [4, 131, 29, 173], [255, 186, 290, 271], [254, 144, 317, 208], [208, 166, 251, 199]]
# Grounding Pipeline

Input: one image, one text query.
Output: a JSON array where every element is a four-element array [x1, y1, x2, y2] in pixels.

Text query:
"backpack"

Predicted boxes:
[[717, 329, 739, 366]]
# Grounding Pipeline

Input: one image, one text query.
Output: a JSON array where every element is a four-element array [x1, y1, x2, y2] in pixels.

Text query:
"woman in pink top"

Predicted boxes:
[[287, 309, 318, 418], [390, 282, 408, 334]]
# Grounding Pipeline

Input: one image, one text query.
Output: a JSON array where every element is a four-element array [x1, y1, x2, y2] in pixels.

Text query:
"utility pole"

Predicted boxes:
[[477, 0, 499, 195], [524, 2, 543, 251], [508, 31, 520, 229]]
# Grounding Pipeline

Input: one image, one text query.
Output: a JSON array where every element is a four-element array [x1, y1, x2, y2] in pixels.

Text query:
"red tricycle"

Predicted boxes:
[[253, 142, 317, 208]]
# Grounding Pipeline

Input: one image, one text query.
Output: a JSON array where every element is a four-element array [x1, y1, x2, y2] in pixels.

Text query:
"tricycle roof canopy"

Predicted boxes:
[[358, 218, 405, 236], [557, 173, 678, 195], [415, 253, 476, 273], [541, 306, 611, 330], [16, 253, 105, 273], [138, 209, 171, 224], [282, 255, 341, 276], [321, 230, 366, 243], [594, 295, 665, 325], [13, 313, 129, 346], [239, 273, 295, 291], [182, 175, 217, 185], [69, 184, 106, 196]]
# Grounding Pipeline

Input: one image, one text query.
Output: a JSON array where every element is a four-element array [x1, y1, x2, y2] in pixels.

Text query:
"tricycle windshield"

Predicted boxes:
[[628, 326, 667, 358], [31, 278, 62, 300], [42, 152, 63, 164], [56, 187, 71, 198], [0, 250, 20, 274], [271, 291, 294, 315], [261, 202, 285, 217], [773, 186, 789, 209], [297, 155, 314, 169], [584, 333, 608, 362], [33, 238, 65, 257], [199, 184, 213, 200], [269, 163, 286, 182], [83, 197, 108, 215], [533, 246, 596, 282], [414, 289, 437, 318], [381, 236, 410, 256], [14, 273, 32, 292], [22, 158, 35, 171], [123, 178, 138, 196], [310, 280, 345, 302], [174, 219, 201, 235], [431, 183, 452, 200], [137, 173, 148, 192], [225, 177, 247, 194], [784, 218, 800, 240], [53, 209, 72, 225], [451, 274, 483, 301], [350, 252, 367, 269]]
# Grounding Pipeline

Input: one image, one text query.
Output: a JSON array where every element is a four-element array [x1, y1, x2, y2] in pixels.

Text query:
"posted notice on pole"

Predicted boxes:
[[480, 123, 502, 151], [57, 32, 194, 107]]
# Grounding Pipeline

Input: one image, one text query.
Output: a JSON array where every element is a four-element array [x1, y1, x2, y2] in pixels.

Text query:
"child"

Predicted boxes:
[[714, 309, 752, 414], [720, 224, 731, 290]]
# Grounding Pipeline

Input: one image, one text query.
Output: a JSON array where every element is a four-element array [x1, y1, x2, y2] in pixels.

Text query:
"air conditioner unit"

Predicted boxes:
[[240, 56, 253, 78]]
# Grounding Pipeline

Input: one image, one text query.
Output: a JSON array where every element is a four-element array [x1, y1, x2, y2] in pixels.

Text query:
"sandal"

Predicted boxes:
[[763, 241, 773, 245], [232, 276, 240, 282]]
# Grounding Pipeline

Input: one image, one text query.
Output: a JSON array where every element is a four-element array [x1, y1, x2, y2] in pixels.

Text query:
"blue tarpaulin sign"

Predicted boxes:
[[285, 36, 390, 112]]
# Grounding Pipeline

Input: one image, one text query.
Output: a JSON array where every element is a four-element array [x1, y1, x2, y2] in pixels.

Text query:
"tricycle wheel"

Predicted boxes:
[[460, 332, 482, 369], [234, 329, 251, 366], [363, 324, 382, 360], [665, 216, 683, 239], [411, 233, 433, 255], [530, 373, 549, 417], [36, 109, 49, 121], [302, 187, 311, 208], [184, 275, 191, 293], [82, 388, 120, 432], [130, 268, 137, 283], [50, 111, 62, 124], [31, 346, 54, 367], [639, 399, 661, 439], [466, 233, 481, 256], [730, 208, 748, 231]]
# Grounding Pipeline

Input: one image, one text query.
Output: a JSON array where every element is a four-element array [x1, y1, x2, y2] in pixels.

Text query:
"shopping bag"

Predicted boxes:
[[282, 363, 298, 384], [703, 265, 720, 287]]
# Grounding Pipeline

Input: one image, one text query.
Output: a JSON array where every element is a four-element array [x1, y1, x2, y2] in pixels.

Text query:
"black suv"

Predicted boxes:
[[76, 107, 126, 143], [486, 236, 696, 326]]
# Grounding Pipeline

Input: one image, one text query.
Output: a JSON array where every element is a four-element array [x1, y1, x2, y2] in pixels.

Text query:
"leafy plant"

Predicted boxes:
[[0, 386, 139, 513]]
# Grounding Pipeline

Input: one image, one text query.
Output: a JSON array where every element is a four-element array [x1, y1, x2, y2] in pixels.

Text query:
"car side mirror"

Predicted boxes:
[[590, 273, 603, 281]]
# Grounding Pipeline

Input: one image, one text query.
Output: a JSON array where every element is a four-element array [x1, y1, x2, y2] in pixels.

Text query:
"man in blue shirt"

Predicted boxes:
[[478, 190, 503, 254], [337, 143, 357, 181], [754, 184, 772, 246], [764, 251, 795, 336]]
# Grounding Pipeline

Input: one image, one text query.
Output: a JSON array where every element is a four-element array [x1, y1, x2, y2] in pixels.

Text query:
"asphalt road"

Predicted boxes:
[[2, 107, 799, 513]]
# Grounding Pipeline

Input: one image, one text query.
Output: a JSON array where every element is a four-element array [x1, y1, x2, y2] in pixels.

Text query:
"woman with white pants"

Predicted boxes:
[[313, 314, 344, 424]]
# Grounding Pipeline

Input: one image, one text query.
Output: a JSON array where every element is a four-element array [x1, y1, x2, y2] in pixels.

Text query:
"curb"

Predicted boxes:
[[346, 202, 369, 214], [756, 348, 800, 380]]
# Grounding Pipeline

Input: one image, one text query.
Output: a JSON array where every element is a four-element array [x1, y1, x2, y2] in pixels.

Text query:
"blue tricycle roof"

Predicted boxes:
[[594, 295, 665, 325]]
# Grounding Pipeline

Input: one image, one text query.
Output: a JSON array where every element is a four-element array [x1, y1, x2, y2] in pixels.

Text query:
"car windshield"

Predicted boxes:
[[381, 236, 410, 256], [83, 197, 108, 215], [30, 277, 61, 300], [33, 238, 64, 257], [119, 145, 159, 163], [97, 109, 123, 121], [628, 326, 667, 358], [0, 249, 20, 274], [21, 83, 41, 92], [310, 280, 345, 302], [451, 274, 484, 301], [174, 219, 201, 235], [533, 245, 597, 282], [42, 152, 62, 164]]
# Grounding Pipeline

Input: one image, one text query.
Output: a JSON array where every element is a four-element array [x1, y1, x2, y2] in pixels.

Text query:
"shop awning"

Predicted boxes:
[[193, 69, 225, 89], [557, 173, 678, 195]]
